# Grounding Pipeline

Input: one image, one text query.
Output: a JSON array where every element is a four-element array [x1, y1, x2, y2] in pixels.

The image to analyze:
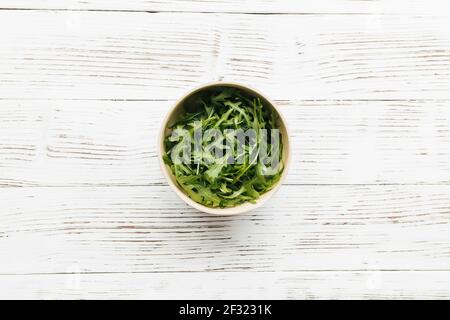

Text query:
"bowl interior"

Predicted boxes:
[[159, 82, 290, 215]]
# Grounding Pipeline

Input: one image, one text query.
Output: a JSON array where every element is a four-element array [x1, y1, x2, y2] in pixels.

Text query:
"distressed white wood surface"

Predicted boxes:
[[1, 1, 450, 299], [1, 185, 450, 274], [1, 0, 449, 15], [2, 99, 450, 187], [2, 272, 450, 300], [1, 11, 450, 100]]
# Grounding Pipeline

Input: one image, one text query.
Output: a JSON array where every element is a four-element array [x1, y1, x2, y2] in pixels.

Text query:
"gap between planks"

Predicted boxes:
[[2, 98, 450, 101], [0, 8, 376, 15], [2, 183, 450, 189], [2, 269, 450, 276], [0, 0, 449, 15]]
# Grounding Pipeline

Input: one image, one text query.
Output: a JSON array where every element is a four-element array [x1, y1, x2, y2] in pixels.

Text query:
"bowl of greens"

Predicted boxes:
[[158, 82, 290, 215]]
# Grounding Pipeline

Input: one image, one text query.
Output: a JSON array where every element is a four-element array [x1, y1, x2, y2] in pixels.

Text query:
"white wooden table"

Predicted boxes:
[[1, 1, 450, 299]]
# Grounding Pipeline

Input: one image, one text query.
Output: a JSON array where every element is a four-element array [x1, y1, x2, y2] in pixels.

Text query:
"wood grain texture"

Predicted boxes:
[[1, 11, 450, 100], [1, 185, 449, 274], [2, 271, 450, 299], [1, 4, 450, 299], [1, 99, 450, 187], [1, 0, 449, 15]]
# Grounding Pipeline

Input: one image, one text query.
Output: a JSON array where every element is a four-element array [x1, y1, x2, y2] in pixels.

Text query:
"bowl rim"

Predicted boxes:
[[157, 81, 291, 215]]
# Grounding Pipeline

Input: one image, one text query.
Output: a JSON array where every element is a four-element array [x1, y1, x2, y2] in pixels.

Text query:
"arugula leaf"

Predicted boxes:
[[163, 87, 284, 208]]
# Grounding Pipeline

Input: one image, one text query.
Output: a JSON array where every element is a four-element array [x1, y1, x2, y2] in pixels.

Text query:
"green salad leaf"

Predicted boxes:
[[163, 87, 284, 208]]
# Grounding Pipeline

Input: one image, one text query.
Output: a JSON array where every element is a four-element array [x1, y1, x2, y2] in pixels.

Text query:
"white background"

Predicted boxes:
[[1, 0, 450, 299]]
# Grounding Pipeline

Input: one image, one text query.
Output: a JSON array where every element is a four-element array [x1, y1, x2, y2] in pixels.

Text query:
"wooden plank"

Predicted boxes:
[[1, 11, 450, 100], [2, 271, 450, 299], [0, 0, 449, 15], [1, 185, 449, 274], [1, 99, 450, 187]]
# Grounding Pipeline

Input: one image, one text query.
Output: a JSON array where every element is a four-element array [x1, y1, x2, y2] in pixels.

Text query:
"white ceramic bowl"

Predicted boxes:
[[158, 82, 290, 215]]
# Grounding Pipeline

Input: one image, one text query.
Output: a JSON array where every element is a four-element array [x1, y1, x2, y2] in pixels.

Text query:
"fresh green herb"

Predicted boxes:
[[163, 87, 284, 208]]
